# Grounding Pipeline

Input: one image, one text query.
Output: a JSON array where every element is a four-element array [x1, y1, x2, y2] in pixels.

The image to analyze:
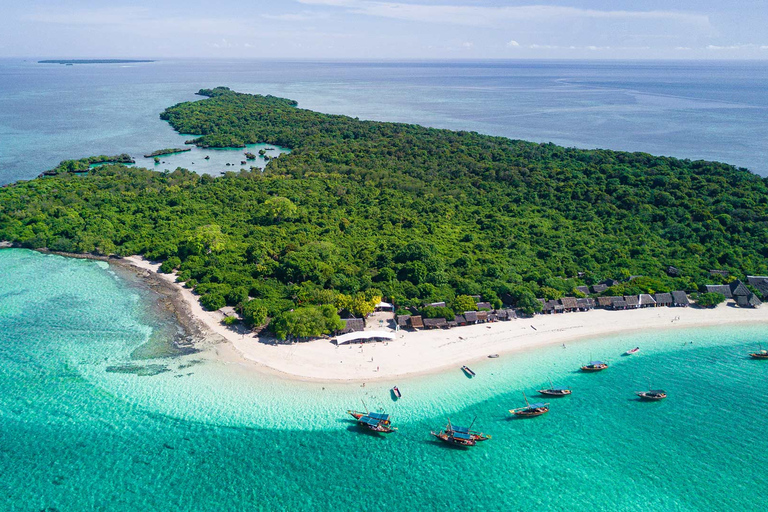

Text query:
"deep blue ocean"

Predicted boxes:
[[1, 59, 767, 185]]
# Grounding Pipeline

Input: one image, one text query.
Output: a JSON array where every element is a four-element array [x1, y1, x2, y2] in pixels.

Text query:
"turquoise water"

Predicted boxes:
[[2, 248, 768, 510]]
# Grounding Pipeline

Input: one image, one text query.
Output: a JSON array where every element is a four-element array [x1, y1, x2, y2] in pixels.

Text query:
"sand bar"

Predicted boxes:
[[117, 255, 768, 382]]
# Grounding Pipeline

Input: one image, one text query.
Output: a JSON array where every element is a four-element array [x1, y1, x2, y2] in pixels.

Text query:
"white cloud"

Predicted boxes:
[[462, 41, 473, 48], [298, 1, 710, 28], [262, 11, 328, 21], [706, 43, 766, 50], [506, 40, 520, 48]]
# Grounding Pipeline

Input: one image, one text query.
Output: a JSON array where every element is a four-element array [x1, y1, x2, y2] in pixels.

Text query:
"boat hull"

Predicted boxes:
[[749, 353, 768, 359], [537, 389, 571, 396]]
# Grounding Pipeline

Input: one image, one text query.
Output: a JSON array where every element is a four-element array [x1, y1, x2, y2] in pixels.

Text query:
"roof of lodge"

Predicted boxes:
[[612, 298, 627, 308], [729, 280, 751, 297], [747, 276, 768, 298], [671, 291, 690, 305], [410, 315, 424, 328], [596, 296, 613, 307], [592, 284, 609, 294], [576, 286, 591, 295], [576, 298, 595, 308], [560, 297, 578, 308], [464, 311, 478, 322], [341, 318, 365, 333], [705, 284, 732, 298], [396, 314, 411, 326], [496, 309, 508, 319], [638, 294, 656, 306], [425, 301, 447, 308], [654, 292, 673, 303], [624, 296, 639, 307], [423, 317, 447, 328], [736, 293, 762, 308], [476, 301, 492, 310], [477, 310, 489, 320], [454, 314, 466, 324]]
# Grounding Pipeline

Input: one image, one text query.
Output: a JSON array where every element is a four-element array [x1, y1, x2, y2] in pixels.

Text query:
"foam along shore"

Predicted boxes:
[[120, 256, 768, 382]]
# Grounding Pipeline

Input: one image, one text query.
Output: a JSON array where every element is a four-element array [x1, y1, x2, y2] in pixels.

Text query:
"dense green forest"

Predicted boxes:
[[2, 87, 767, 337]]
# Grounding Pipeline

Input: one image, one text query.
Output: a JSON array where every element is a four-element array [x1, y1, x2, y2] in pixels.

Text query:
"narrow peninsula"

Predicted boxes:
[[38, 59, 155, 64]]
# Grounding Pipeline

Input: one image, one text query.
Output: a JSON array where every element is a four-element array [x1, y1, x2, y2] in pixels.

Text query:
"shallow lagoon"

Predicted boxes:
[[2, 248, 768, 510]]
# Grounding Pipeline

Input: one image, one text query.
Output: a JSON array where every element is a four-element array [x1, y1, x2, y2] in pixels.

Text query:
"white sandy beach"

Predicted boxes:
[[121, 256, 768, 382]]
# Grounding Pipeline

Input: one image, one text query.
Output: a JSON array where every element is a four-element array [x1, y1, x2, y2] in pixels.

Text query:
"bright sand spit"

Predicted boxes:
[[121, 256, 768, 382]]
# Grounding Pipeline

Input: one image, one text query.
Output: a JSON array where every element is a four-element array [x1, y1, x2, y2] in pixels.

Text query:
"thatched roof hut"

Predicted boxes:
[[654, 292, 672, 306], [671, 291, 690, 307]]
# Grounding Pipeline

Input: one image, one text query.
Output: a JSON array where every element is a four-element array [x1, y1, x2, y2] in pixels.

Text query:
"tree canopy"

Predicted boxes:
[[1, 87, 767, 337]]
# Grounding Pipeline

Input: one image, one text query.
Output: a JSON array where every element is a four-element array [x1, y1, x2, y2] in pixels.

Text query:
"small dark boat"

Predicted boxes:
[[510, 392, 549, 417], [431, 418, 490, 448], [581, 360, 608, 372], [392, 386, 402, 398], [461, 365, 476, 377], [749, 349, 768, 360], [347, 410, 397, 433], [636, 390, 667, 401], [625, 347, 640, 355], [538, 378, 572, 397], [488, 354, 500, 359]]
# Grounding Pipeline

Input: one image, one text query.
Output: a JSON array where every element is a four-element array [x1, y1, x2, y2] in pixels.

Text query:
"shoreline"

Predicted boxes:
[[116, 254, 768, 383], [4, 246, 767, 383]]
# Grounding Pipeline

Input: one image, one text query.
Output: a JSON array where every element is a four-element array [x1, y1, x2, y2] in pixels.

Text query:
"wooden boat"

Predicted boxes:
[[430, 418, 490, 448], [636, 390, 667, 401], [510, 392, 549, 417], [749, 349, 768, 360], [581, 360, 608, 372], [461, 365, 476, 377], [537, 378, 572, 397], [625, 347, 640, 355], [488, 354, 500, 359], [347, 410, 397, 433], [392, 386, 402, 398]]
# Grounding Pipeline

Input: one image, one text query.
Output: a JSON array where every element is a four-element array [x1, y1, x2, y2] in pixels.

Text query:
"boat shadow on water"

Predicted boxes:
[[345, 424, 390, 438]]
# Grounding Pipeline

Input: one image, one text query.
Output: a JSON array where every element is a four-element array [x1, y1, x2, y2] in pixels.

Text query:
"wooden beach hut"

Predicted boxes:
[[340, 318, 365, 333], [747, 276, 768, 298], [654, 292, 673, 307], [560, 297, 578, 312], [596, 296, 613, 309], [638, 294, 656, 308], [464, 311, 478, 323], [423, 317, 447, 329], [576, 286, 591, 296], [671, 291, 690, 307], [476, 311, 489, 322], [624, 296, 640, 309], [591, 284, 609, 294], [476, 301, 492, 310], [396, 315, 411, 329], [410, 315, 424, 329]]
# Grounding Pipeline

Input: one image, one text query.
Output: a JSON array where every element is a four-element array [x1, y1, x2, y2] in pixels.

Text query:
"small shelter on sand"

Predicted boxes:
[[638, 294, 656, 308], [654, 292, 672, 307], [335, 331, 396, 345], [423, 317, 448, 329], [671, 291, 690, 307], [410, 315, 424, 329]]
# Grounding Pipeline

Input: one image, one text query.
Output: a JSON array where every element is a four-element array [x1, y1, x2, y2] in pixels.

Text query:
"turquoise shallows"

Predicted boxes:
[[1, 249, 767, 511]]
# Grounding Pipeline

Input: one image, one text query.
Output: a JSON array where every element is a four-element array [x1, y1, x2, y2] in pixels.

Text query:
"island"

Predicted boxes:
[[38, 59, 155, 65], [144, 148, 192, 158], [2, 87, 768, 348], [37, 154, 135, 177]]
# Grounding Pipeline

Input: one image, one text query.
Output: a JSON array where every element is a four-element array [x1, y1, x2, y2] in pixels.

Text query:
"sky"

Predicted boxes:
[[0, 0, 766, 60]]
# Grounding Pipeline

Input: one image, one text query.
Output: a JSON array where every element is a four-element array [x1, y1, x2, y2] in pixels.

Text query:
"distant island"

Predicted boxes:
[[38, 59, 155, 65], [144, 148, 192, 158]]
